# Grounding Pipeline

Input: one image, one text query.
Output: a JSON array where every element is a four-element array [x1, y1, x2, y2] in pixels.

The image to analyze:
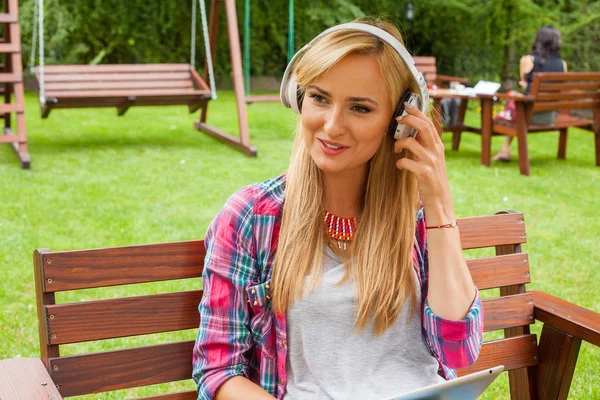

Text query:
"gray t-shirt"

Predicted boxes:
[[283, 247, 445, 400]]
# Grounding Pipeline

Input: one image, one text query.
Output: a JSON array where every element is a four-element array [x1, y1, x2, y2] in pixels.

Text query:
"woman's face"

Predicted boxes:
[[301, 53, 392, 178]]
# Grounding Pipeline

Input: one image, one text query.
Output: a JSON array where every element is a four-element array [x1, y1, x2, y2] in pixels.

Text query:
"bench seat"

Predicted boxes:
[[35, 64, 212, 117]]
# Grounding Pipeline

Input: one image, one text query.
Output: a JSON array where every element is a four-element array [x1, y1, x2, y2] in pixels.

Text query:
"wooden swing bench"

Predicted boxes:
[[30, 211, 600, 399], [35, 64, 213, 118]]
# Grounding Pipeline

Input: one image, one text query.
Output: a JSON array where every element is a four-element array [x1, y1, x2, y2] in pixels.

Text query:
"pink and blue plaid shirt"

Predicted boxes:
[[193, 174, 483, 400]]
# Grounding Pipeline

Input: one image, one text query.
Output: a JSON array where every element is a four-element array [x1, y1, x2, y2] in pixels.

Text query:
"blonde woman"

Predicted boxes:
[[193, 18, 483, 400]]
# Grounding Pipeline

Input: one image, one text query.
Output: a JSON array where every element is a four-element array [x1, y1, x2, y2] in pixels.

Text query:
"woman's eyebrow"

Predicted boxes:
[[347, 96, 378, 106], [308, 85, 379, 106]]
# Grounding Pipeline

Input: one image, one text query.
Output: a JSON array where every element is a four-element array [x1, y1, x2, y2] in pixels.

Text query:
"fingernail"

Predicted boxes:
[[404, 102, 414, 110], [396, 115, 405, 121]]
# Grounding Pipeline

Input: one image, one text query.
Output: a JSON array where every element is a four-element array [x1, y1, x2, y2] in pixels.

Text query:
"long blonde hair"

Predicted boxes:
[[272, 17, 420, 335]]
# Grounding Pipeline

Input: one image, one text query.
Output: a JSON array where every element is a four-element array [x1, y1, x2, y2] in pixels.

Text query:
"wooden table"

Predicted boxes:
[[429, 89, 495, 166], [0, 358, 63, 400]]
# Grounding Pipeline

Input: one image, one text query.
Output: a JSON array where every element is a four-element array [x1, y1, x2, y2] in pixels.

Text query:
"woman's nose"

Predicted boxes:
[[323, 106, 347, 137]]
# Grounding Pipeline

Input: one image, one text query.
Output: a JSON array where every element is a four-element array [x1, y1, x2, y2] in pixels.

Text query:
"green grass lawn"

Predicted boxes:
[[1, 91, 599, 399]]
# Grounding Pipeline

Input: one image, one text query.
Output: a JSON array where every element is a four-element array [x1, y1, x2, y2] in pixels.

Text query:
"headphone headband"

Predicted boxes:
[[280, 22, 429, 114]]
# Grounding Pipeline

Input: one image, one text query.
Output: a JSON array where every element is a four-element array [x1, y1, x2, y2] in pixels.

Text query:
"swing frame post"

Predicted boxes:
[[194, 0, 257, 157], [242, 0, 293, 105], [1, 0, 30, 168]]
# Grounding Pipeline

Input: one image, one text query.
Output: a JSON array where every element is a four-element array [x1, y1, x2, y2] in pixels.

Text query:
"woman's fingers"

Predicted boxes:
[[396, 157, 431, 176], [396, 103, 438, 148], [394, 136, 431, 161]]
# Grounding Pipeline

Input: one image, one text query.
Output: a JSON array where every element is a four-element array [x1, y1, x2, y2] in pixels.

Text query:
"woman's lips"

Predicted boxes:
[[318, 138, 349, 155]]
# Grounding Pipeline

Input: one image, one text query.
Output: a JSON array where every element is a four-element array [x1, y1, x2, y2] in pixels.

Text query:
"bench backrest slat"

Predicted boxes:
[[40, 241, 205, 292], [467, 253, 530, 290], [40, 72, 193, 83], [530, 72, 600, 112], [482, 293, 534, 332], [137, 391, 198, 400], [458, 334, 538, 376], [456, 213, 526, 249], [44, 80, 195, 92], [39, 64, 193, 73], [46, 291, 202, 344], [48, 341, 194, 397], [414, 56, 437, 84]]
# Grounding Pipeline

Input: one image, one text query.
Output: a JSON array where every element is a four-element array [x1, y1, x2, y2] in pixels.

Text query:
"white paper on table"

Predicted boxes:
[[472, 80, 501, 95]]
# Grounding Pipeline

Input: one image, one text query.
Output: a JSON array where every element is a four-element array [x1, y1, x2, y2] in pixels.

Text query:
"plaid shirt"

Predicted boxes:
[[193, 174, 483, 400]]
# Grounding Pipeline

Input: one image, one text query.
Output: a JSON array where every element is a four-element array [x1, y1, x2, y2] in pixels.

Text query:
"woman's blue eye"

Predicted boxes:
[[352, 105, 371, 113]]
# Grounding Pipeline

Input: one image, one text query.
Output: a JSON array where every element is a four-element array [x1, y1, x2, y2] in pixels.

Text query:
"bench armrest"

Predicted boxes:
[[436, 75, 471, 86], [532, 290, 600, 347]]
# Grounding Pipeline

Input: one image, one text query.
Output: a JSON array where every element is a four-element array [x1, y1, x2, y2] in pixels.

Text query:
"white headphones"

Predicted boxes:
[[279, 22, 430, 139]]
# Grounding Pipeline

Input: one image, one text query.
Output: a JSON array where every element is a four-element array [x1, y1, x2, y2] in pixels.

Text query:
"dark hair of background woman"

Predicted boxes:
[[530, 26, 561, 64]]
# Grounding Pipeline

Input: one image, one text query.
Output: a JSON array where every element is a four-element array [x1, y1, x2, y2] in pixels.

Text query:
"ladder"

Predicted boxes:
[[0, 0, 28, 168]]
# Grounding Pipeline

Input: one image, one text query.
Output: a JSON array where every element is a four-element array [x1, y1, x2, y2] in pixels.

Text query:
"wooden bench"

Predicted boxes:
[[454, 72, 600, 176], [35, 64, 213, 118], [32, 211, 600, 399]]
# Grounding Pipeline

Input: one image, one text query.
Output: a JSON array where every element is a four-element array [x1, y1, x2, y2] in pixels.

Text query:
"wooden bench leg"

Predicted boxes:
[[41, 103, 52, 119], [558, 128, 568, 160], [515, 102, 530, 176], [535, 324, 582, 400], [451, 99, 468, 151], [480, 98, 493, 167], [117, 97, 136, 116]]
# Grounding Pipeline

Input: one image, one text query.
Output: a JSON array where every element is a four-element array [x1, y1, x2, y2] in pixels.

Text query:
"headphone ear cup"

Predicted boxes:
[[286, 77, 302, 114]]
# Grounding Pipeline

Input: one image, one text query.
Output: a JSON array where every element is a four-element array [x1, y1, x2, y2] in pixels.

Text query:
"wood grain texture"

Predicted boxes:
[[46, 291, 203, 344], [535, 324, 582, 400], [39, 64, 192, 73], [49, 341, 194, 397], [482, 293, 534, 332], [41, 240, 204, 292], [533, 290, 600, 347], [456, 213, 526, 249], [467, 253, 530, 290], [493, 225, 537, 400], [457, 334, 539, 376], [0, 358, 64, 400], [41, 72, 192, 83], [136, 391, 197, 400]]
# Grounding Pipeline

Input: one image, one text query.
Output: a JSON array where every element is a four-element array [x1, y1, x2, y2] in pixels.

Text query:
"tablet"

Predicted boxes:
[[384, 365, 504, 400]]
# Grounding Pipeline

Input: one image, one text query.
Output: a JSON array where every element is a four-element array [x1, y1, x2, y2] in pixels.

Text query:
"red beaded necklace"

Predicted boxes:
[[324, 210, 356, 250]]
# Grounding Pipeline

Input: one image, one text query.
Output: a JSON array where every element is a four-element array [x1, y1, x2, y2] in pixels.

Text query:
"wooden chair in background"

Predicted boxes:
[[457, 72, 600, 176]]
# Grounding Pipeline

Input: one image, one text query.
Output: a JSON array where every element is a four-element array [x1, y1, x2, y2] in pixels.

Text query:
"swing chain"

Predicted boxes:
[[199, 0, 217, 100], [191, 0, 216, 100], [37, 0, 45, 103], [30, 0, 38, 74], [190, 0, 197, 69]]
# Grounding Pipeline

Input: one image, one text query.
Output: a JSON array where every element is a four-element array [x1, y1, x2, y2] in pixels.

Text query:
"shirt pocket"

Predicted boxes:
[[246, 280, 276, 359]]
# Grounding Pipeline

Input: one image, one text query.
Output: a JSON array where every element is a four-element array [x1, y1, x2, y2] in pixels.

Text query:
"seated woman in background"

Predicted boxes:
[[193, 17, 483, 400], [492, 26, 567, 162]]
